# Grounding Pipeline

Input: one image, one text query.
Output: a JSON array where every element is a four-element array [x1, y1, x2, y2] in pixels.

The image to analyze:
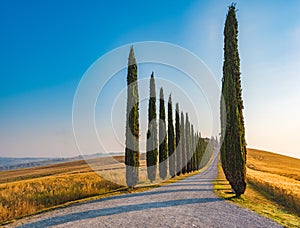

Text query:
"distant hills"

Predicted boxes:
[[0, 152, 123, 171], [0, 157, 66, 171]]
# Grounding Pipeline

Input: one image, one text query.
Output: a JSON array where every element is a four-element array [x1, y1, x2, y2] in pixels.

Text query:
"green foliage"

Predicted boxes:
[[201, 138, 214, 168], [159, 87, 168, 179], [185, 113, 192, 173], [168, 94, 176, 178], [195, 133, 201, 170], [146, 72, 158, 182], [125, 46, 140, 187], [175, 103, 181, 176], [180, 112, 187, 174], [197, 136, 205, 169], [220, 4, 246, 196], [191, 125, 196, 172]]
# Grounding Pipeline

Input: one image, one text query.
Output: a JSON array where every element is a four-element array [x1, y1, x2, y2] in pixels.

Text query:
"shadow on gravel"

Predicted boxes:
[[214, 187, 232, 191], [20, 197, 222, 227], [179, 179, 215, 183], [179, 179, 227, 184], [161, 183, 213, 188], [80, 188, 211, 205]]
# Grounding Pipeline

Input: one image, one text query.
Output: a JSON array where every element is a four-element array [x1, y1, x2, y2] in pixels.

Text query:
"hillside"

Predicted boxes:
[[0, 152, 124, 171], [0, 155, 129, 184], [246, 149, 300, 214], [0, 157, 56, 170], [247, 149, 300, 181]]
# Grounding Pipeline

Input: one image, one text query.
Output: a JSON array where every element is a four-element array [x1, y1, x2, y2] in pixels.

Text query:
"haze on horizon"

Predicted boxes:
[[0, 0, 299, 159]]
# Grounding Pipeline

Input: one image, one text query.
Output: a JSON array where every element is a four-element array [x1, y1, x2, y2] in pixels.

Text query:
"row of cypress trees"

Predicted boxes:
[[145, 71, 209, 182], [125, 4, 246, 195], [146, 74, 208, 182], [125, 46, 213, 187]]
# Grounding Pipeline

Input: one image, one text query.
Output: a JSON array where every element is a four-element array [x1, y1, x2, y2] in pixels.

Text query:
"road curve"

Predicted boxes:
[[9, 155, 281, 228]]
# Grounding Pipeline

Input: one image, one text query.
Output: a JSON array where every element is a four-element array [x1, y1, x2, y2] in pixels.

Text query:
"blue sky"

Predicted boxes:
[[0, 0, 300, 158]]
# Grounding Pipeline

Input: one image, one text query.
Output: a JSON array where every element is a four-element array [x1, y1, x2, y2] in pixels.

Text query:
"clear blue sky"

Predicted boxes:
[[0, 0, 299, 158]]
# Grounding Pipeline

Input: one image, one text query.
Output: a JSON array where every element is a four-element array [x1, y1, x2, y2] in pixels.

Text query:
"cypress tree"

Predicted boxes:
[[146, 72, 158, 182], [185, 113, 191, 173], [168, 94, 176, 178], [191, 125, 195, 172], [195, 132, 200, 170], [190, 124, 193, 172], [180, 112, 186, 174], [220, 3, 246, 196], [189, 121, 193, 172], [200, 137, 209, 169], [159, 87, 168, 179], [175, 103, 181, 176], [195, 132, 199, 171], [125, 46, 140, 187], [199, 134, 206, 169]]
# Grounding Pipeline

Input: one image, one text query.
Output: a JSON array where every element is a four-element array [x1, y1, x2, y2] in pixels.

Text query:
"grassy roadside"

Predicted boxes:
[[1, 170, 199, 226], [214, 162, 300, 228]]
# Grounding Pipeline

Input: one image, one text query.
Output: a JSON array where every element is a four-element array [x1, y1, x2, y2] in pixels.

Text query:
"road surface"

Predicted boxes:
[[9, 155, 281, 227]]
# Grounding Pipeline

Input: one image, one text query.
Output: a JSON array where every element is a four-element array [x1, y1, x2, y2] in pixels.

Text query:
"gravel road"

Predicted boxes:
[[9, 155, 281, 228]]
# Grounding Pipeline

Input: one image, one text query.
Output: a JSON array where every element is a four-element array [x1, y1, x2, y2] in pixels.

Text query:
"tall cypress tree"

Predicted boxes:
[[168, 94, 175, 178], [185, 113, 191, 173], [159, 87, 168, 179], [180, 112, 186, 174], [220, 3, 246, 196], [191, 125, 195, 172], [146, 72, 158, 182], [199, 134, 206, 169], [195, 133, 199, 170], [175, 103, 181, 176], [125, 46, 140, 187], [195, 132, 200, 170]]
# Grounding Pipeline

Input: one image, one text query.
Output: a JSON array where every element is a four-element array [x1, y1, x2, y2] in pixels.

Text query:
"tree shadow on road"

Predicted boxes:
[[161, 183, 213, 188], [80, 188, 211, 204], [21, 197, 222, 227], [179, 178, 216, 183]]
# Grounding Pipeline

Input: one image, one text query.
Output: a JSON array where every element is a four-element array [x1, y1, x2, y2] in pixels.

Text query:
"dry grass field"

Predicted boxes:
[[215, 148, 300, 227], [0, 172, 121, 223], [247, 148, 300, 181], [0, 155, 127, 184], [247, 149, 300, 214], [0, 153, 172, 225], [0, 156, 128, 224]]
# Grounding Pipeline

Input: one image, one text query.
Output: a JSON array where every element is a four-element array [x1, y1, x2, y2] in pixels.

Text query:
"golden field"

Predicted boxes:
[[0, 156, 128, 224], [0, 154, 158, 225], [215, 148, 300, 227], [0, 172, 121, 223], [247, 148, 300, 181], [247, 148, 300, 214]]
